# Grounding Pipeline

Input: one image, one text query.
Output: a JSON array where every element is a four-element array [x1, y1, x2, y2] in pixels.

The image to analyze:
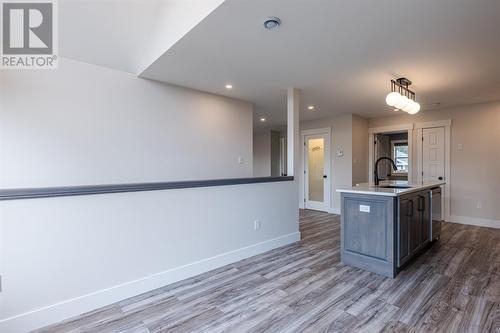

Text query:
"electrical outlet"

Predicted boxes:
[[477, 201, 482, 209], [458, 144, 463, 152], [254, 220, 261, 231]]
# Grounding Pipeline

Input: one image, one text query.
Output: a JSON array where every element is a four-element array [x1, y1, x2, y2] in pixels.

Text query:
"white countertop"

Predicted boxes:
[[336, 180, 445, 197]]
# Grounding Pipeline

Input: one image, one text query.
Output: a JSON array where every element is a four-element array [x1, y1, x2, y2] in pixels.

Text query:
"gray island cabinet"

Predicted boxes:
[[337, 181, 444, 278]]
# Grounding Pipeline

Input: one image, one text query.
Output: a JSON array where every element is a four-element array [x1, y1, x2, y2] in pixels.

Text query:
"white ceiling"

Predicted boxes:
[[140, 0, 500, 126], [60, 0, 158, 73], [59, 0, 224, 74]]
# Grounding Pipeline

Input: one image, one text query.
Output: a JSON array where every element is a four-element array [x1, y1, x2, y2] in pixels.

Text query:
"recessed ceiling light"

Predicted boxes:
[[259, 117, 266, 122], [225, 84, 233, 89], [263, 17, 281, 30], [308, 105, 315, 110]]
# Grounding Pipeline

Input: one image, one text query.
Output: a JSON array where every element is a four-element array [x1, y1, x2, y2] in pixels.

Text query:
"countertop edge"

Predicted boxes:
[[336, 182, 445, 197]]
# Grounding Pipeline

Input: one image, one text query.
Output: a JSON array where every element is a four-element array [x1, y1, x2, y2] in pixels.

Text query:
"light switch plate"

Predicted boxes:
[[359, 205, 370, 213], [254, 220, 261, 230]]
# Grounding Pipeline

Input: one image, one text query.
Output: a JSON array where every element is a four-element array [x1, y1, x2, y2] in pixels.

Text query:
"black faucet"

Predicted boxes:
[[374, 157, 398, 186]]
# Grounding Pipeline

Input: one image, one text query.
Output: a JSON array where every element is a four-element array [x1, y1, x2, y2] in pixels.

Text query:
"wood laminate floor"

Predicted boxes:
[[34, 210, 500, 333]]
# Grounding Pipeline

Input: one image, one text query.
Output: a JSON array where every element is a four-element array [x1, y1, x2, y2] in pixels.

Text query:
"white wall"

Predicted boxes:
[[352, 115, 369, 186], [369, 101, 500, 226], [253, 131, 271, 177], [0, 58, 253, 188], [0, 58, 300, 331], [0, 181, 299, 332]]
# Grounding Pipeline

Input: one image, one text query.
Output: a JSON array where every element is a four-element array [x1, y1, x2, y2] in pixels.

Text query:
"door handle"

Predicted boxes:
[[438, 176, 443, 180], [323, 175, 327, 179], [418, 196, 425, 211]]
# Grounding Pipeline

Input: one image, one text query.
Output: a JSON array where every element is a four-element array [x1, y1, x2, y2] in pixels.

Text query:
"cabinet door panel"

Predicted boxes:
[[422, 192, 430, 245], [411, 194, 424, 254], [409, 197, 418, 254], [344, 198, 388, 260], [398, 198, 411, 267]]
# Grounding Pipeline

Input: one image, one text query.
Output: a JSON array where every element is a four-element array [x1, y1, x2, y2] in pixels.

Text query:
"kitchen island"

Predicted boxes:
[[337, 181, 445, 278]]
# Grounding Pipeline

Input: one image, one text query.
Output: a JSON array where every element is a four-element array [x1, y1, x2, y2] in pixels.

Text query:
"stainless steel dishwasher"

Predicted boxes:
[[430, 187, 442, 241]]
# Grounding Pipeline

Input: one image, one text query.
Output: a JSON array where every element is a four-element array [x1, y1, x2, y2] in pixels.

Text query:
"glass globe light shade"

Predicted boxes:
[[385, 92, 401, 107], [402, 100, 416, 112], [407, 102, 421, 114], [394, 95, 410, 109]]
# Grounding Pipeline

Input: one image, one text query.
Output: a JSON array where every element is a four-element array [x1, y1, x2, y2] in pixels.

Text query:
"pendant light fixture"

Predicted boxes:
[[385, 78, 420, 114]]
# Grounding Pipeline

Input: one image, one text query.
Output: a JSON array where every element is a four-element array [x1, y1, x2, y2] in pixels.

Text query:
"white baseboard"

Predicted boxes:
[[0, 232, 301, 333], [328, 207, 341, 215], [449, 215, 500, 229], [300, 207, 339, 215]]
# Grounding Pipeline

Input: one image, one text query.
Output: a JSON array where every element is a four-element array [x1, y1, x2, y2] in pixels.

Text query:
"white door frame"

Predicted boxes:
[[415, 120, 451, 222], [300, 127, 332, 212], [368, 123, 414, 184]]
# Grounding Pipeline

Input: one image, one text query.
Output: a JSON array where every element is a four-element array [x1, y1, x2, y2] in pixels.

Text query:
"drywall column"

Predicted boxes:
[[287, 87, 300, 177]]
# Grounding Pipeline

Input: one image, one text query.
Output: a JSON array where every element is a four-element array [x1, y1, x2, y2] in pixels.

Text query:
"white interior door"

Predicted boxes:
[[422, 127, 445, 183], [304, 133, 330, 211]]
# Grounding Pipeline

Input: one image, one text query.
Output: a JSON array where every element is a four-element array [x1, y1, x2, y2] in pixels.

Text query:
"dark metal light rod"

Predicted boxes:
[[390, 79, 416, 100]]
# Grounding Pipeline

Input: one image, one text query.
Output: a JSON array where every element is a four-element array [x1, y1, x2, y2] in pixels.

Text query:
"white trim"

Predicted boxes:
[[0, 232, 301, 333], [390, 139, 409, 175], [416, 120, 452, 222], [415, 119, 452, 129], [416, 128, 423, 183], [300, 127, 332, 213], [287, 87, 300, 177], [407, 129, 414, 183], [368, 133, 374, 183], [391, 139, 408, 145], [368, 125, 413, 184], [328, 207, 341, 215], [449, 215, 500, 229], [301, 127, 332, 136], [444, 125, 451, 221], [304, 132, 331, 212], [368, 123, 414, 134]]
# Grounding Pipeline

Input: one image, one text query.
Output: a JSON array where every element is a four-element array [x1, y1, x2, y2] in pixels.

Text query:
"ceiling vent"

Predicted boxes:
[[263, 17, 281, 30]]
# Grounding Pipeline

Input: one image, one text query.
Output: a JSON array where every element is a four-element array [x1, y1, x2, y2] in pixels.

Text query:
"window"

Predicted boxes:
[[391, 140, 408, 173]]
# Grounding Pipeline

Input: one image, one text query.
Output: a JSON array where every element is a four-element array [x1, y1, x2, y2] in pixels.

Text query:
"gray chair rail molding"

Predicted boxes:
[[0, 176, 294, 201]]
